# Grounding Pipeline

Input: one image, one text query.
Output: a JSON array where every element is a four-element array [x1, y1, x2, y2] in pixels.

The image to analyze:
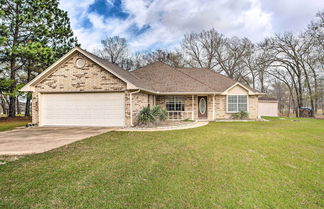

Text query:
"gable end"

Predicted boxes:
[[34, 51, 126, 92]]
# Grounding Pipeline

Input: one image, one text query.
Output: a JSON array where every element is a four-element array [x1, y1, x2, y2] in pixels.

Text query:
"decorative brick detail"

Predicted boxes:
[[34, 52, 126, 92]]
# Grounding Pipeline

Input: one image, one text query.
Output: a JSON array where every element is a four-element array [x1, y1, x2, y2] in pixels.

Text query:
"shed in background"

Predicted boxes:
[[258, 97, 278, 117]]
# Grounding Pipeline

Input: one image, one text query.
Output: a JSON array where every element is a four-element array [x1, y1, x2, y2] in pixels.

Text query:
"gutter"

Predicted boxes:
[[138, 88, 261, 96]]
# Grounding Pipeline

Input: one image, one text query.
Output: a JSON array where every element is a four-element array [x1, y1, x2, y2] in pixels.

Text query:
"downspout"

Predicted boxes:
[[129, 89, 141, 127]]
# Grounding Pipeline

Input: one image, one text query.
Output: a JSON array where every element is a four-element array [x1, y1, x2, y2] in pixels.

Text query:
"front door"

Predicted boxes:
[[198, 96, 207, 118]]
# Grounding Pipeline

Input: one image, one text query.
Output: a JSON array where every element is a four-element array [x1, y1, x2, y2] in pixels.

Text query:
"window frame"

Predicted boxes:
[[165, 96, 185, 111], [226, 95, 249, 113]]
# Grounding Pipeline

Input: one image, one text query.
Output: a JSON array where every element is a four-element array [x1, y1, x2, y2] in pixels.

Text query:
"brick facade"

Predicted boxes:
[[34, 52, 126, 92], [155, 94, 258, 120], [248, 96, 258, 119], [30, 51, 258, 126], [132, 92, 150, 126], [32, 52, 127, 124]]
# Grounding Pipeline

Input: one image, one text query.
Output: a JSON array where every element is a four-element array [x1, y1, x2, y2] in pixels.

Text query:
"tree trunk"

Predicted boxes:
[[0, 98, 7, 115], [302, 67, 315, 117], [25, 94, 31, 116], [8, 2, 20, 118], [16, 97, 21, 115], [287, 94, 291, 117], [8, 96, 16, 117]]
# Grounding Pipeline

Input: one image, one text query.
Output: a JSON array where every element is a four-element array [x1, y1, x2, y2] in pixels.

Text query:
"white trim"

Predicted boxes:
[[222, 82, 261, 95], [21, 47, 137, 92], [38, 92, 42, 126], [226, 95, 249, 113], [167, 111, 193, 120], [154, 91, 222, 95], [198, 97, 207, 115], [258, 100, 279, 103]]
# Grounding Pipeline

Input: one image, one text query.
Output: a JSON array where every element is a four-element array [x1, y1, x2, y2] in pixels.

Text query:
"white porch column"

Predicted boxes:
[[192, 95, 194, 120]]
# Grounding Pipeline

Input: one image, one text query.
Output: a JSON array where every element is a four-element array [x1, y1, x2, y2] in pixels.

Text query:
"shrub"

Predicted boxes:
[[137, 107, 155, 126], [151, 105, 167, 121], [232, 110, 249, 120], [137, 105, 168, 126]]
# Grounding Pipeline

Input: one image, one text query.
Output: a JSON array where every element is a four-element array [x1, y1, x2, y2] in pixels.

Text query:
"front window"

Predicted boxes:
[[166, 96, 185, 111], [227, 95, 248, 112]]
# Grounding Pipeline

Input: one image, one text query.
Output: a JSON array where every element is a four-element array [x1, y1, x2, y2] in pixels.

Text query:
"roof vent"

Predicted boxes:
[[75, 58, 86, 68]]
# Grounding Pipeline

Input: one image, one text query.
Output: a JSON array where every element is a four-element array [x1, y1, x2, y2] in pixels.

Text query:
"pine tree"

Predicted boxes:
[[0, 0, 79, 117]]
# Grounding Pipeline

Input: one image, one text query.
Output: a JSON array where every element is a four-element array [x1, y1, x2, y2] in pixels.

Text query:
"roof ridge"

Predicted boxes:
[[161, 61, 238, 84], [173, 67, 218, 92], [132, 61, 167, 72], [80, 48, 144, 80], [161, 62, 237, 87]]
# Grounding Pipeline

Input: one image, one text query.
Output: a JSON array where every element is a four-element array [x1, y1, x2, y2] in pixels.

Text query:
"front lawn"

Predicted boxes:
[[0, 117, 31, 132], [0, 118, 323, 208]]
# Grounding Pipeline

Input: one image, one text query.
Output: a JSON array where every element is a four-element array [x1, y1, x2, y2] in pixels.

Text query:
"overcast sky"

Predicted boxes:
[[59, 0, 324, 51]]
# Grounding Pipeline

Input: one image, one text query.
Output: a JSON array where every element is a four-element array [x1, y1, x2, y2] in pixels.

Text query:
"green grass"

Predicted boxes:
[[0, 118, 323, 208], [0, 119, 30, 132]]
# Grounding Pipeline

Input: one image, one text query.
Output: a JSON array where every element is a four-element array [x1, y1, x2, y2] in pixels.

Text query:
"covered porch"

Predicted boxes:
[[153, 95, 216, 121]]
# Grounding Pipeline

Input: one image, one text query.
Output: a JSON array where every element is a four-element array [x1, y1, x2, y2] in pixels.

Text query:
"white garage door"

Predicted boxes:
[[40, 93, 125, 127]]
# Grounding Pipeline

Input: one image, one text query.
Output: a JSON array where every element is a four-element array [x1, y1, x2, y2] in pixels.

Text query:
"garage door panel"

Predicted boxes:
[[41, 93, 124, 126]]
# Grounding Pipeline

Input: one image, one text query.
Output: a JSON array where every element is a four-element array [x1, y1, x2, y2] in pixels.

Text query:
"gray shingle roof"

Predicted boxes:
[[81, 49, 259, 94], [131, 62, 215, 92], [175, 67, 236, 92], [80, 48, 153, 90]]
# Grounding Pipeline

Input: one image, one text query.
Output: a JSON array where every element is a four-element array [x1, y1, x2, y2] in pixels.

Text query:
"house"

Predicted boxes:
[[258, 97, 279, 117], [21, 47, 262, 127]]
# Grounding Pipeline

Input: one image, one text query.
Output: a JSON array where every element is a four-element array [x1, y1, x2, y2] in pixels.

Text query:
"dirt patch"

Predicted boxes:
[[0, 116, 31, 122]]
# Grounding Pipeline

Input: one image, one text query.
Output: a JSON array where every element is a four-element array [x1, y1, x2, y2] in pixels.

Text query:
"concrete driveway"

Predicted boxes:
[[0, 127, 113, 155]]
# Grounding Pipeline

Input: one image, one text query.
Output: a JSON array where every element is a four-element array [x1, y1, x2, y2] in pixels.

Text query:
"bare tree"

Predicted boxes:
[[266, 30, 323, 117], [217, 37, 251, 80], [180, 29, 252, 81], [268, 81, 291, 116], [96, 36, 129, 68], [305, 11, 324, 113], [180, 29, 224, 69], [135, 49, 185, 68], [240, 40, 272, 92]]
